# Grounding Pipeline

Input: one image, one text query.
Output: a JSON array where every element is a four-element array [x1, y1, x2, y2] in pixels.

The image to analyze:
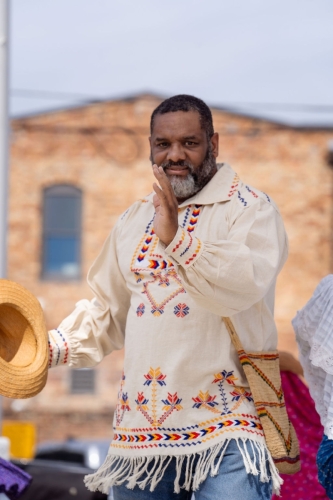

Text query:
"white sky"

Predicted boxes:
[[9, 0, 333, 126]]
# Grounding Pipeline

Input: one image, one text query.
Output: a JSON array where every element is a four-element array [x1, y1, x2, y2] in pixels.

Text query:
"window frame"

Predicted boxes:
[[41, 184, 82, 281]]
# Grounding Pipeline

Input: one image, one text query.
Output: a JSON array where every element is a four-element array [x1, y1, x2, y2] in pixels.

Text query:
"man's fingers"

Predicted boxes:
[[153, 165, 170, 190], [152, 165, 177, 206], [152, 167, 170, 205], [153, 182, 169, 213], [153, 193, 162, 211], [153, 182, 166, 199]]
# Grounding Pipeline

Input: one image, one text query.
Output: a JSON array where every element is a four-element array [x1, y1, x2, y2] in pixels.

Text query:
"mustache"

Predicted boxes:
[[160, 160, 194, 173]]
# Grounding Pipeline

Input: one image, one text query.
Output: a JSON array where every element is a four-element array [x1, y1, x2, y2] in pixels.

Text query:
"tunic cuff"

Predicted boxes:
[[48, 328, 71, 368], [164, 225, 203, 268]]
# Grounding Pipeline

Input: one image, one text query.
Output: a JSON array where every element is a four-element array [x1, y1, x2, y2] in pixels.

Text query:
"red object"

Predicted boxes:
[[273, 371, 328, 499]]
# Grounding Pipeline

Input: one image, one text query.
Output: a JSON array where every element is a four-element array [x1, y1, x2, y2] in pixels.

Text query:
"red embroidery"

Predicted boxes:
[[184, 239, 202, 265], [174, 303, 190, 317], [135, 368, 183, 426], [136, 303, 145, 317], [228, 174, 240, 197]]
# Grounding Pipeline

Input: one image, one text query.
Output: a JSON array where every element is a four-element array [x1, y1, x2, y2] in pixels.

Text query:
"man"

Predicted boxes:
[[48, 95, 288, 499]]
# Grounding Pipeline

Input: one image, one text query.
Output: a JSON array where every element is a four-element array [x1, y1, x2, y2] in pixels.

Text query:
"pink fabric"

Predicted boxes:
[[272, 371, 328, 499]]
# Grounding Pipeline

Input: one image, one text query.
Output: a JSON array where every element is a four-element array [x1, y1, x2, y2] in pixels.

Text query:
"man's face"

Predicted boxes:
[[149, 111, 219, 201]]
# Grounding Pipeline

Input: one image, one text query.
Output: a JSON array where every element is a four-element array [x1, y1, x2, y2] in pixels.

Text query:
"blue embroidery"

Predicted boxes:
[[237, 191, 247, 206]]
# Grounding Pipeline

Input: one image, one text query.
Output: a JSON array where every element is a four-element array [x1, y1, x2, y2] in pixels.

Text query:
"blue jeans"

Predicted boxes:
[[112, 440, 273, 500], [317, 434, 333, 499]]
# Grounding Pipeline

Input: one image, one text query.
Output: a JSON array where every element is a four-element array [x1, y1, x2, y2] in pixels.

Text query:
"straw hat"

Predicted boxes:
[[0, 279, 48, 399]]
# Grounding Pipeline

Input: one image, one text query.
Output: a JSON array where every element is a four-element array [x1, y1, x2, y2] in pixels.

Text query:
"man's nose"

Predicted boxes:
[[167, 143, 186, 162]]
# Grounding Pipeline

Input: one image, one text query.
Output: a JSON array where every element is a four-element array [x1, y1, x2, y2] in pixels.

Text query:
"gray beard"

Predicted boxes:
[[156, 146, 217, 200], [167, 173, 196, 200]]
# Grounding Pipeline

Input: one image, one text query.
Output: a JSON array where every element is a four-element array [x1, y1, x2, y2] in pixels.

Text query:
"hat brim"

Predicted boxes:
[[0, 280, 48, 399]]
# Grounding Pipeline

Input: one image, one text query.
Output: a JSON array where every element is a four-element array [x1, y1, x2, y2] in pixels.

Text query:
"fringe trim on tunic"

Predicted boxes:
[[84, 439, 283, 496]]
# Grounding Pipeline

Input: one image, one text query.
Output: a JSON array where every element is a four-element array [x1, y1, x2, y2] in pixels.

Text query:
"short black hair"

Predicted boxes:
[[150, 94, 214, 138]]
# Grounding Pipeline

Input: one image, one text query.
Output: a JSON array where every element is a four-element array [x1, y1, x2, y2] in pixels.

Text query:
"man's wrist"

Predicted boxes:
[[48, 328, 70, 368], [155, 221, 178, 247], [160, 229, 178, 247], [164, 226, 203, 268]]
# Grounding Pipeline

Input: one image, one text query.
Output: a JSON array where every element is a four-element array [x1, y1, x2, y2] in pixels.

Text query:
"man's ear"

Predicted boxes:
[[210, 132, 219, 158], [148, 136, 152, 162]]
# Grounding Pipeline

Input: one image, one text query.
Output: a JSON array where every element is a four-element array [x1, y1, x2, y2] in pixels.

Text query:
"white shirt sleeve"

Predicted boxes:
[[48, 218, 130, 369], [164, 198, 288, 317]]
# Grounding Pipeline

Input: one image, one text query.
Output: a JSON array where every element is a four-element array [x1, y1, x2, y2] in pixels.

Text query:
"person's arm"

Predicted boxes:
[[48, 217, 131, 369], [279, 351, 304, 376], [164, 200, 287, 317], [152, 165, 288, 317]]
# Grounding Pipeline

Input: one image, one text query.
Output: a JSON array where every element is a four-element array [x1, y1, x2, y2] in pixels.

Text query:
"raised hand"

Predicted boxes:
[[152, 165, 179, 247]]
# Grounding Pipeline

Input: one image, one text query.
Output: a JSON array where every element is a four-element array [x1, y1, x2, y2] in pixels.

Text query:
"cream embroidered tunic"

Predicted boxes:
[[49, 164, 288, 493]]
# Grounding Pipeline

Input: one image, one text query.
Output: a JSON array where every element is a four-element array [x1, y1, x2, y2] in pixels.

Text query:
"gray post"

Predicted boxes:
[[0, 0, 9, 435], [0, 0, 9, 280]]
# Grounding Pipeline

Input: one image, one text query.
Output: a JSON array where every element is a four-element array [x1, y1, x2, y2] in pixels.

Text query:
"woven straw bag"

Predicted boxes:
[[223, 317, 300, 474]]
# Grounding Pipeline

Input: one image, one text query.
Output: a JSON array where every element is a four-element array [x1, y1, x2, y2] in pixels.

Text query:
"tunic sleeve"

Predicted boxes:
[[48, 218, 130, 369], [164, 198, 288, 317]]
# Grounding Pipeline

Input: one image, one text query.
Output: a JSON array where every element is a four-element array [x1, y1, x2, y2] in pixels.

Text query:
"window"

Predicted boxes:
[[42, 185, 82, 279], [70, 368, 96, 394]]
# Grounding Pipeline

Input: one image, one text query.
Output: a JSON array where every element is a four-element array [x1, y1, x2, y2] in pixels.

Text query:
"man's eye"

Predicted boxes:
[[185, 141, 197, 146], [157, 142, 168, 148]]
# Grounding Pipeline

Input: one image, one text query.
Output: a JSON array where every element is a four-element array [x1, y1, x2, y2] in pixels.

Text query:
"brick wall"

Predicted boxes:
[[3, 94, 333, 442]]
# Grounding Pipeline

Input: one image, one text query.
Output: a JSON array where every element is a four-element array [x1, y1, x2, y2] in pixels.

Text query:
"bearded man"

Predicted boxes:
[[49, 95, 288, 500]]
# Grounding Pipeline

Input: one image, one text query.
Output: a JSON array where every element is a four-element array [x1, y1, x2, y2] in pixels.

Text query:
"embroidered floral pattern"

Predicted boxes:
[[115, 373, 131, 426], [160, 393, 183, 424], [192, 391, 220, 413], [192, 369, 253, 416], [213, 370, 238, 385], [144, 367, 166, 387], [213, 370, 238, 415], [143, 270, 186, 317], [136, 303, 145, 317], [158, 275, 171, 287], [174, 303, 190, 318], [230, 387, 253, 411], [136, 367, 183, 426]]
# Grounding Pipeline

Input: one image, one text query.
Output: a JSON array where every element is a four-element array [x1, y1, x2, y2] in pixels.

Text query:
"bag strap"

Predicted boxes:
[[222, 317, 245, 352]]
